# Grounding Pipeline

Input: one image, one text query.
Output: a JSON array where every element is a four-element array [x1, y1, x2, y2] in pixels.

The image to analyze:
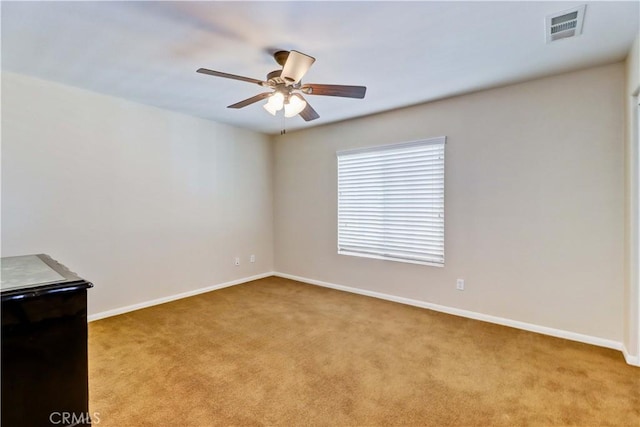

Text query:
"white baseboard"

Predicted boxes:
[[274, 272, 631, 358], [88, 270, 639, 367], [88, 272, 275, 322], [622, 345, 640, 367]]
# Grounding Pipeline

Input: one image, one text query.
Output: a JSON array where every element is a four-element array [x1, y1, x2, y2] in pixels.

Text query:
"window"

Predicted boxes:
[[337, 137, 446, 266]]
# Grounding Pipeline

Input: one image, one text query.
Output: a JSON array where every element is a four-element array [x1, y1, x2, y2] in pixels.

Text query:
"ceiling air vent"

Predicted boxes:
[[546, 5, 586, 43]]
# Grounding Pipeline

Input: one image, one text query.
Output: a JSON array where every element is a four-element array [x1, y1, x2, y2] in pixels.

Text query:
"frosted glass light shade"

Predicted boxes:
[[263, 102, 278, 115], [284, 94, 307, 118], [269, 92, 284, 109], [263, 92, 285, 116]]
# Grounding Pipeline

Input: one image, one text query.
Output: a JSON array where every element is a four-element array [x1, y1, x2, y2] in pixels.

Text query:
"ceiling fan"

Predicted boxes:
[[196, 50, 366, 122]]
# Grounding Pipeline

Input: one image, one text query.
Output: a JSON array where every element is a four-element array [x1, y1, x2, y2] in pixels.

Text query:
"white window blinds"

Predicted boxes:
[[337, 137, 446, 266]]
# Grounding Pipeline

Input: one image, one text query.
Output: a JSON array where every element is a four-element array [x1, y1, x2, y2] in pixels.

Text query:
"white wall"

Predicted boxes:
[[274, 63, 625, 342], [1, 72, 274, 316], [624, 34, 640, 361], [2, 62, 630, 352]]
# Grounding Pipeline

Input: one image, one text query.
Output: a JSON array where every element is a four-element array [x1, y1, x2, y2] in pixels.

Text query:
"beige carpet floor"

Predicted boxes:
[[88, 276, 639, 426]]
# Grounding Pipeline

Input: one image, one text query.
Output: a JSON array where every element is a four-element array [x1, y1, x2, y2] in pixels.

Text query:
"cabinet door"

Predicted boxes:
[[2, 289, 90, 427]]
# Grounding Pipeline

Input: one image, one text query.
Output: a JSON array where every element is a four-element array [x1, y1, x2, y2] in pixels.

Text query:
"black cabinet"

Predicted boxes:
[[1, 254, 93, 427]]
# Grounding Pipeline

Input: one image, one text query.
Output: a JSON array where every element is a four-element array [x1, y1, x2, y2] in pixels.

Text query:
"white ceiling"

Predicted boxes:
[[2, 1, 638, 135]]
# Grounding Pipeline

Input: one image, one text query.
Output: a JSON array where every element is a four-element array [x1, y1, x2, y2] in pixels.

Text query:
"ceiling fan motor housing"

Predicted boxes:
[[267, 70, 286, 85]]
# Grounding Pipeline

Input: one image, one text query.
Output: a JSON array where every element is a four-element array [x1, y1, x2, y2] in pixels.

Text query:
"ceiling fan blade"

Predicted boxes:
[[196, 68, 265, 86], [298, 97, 320, 122], [301, 84, 366, 99], [280, 50, 316, 85], [227, 92, 272, 109]]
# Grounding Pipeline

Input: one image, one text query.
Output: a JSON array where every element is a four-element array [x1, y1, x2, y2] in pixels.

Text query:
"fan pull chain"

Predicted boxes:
[[280, 113, 286, 135]]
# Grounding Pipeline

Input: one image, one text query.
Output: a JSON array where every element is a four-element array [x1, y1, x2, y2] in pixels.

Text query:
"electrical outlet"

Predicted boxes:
[[456, 279, 465, 291], [250, 254, 255, 263], [234, 257, 240, 266]]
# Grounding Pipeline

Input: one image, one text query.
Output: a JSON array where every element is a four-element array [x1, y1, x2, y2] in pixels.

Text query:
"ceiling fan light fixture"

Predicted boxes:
[[284, 94, 307, 118], [263, 91, 285, 115], [263, 102, 278, 116], [268, 91, 285, 109]]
